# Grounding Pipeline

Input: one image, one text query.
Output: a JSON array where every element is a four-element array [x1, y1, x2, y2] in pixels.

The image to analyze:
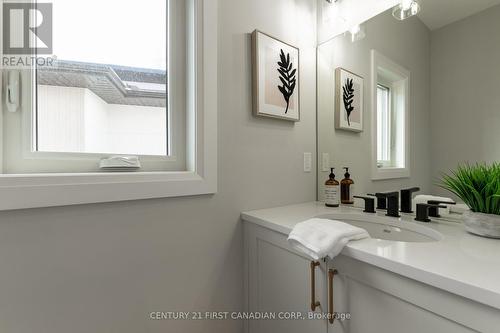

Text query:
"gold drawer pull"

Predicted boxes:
[[328, 269, 338, 324], [310, 261, 321, 311]]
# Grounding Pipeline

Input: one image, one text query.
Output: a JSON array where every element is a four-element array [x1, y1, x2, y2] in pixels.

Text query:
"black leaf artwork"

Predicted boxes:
[[342, 78, 355, 126], [277, 49, 296, 114]]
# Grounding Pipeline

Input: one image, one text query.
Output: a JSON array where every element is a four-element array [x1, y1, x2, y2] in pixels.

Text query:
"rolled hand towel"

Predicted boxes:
[[288, 218, 370, 261]]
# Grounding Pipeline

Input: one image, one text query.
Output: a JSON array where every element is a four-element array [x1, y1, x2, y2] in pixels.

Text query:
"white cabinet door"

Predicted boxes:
[[327, 255, 498, 333], [245, 223, 328, 333], [324, 259, 349, 333]]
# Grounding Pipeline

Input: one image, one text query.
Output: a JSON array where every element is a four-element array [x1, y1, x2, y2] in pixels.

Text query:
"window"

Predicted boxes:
[[2, 0, 188, 174], [36, 0, 168, 157], [371, 50, 410, 180], [0, 0, 218, 210], [377, 84, 391, 167]]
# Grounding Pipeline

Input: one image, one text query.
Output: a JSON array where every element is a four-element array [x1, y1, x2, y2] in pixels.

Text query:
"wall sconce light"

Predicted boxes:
[[392, 0, 420, 20], [348, 24, 366, 42], [324, 0, 365, 42]]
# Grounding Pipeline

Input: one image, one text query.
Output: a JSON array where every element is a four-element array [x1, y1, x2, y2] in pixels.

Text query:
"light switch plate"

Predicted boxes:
[[322, 153, 330, 172], [303, 153, 312, 172]]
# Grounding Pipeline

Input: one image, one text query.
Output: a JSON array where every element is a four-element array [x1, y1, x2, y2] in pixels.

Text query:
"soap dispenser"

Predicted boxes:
[[325, 168, 340, 207], [341, 167, 354, 204]]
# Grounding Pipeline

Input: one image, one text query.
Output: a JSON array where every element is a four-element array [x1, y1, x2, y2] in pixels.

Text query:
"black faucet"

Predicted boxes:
[[427, 200, 456, 218], [375, 192, 400, 218], [400, 187, 420, 213], [367, 193, 387, 210], [415, 203, 448, 222], [353, 196, 376, 213]]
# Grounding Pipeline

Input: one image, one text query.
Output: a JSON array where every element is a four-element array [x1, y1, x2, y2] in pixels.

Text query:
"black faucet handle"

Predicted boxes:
[[415, 203, 447, 223], [400, 187, 420, 213], [367, 193, 387, 210], [375, 192, 400, 218], [353, 196, 376, 213], [402, 187, 420, 193], [427, 200, 456, 205], [427, 200, 457, 217], [376, 191, 399, 198]]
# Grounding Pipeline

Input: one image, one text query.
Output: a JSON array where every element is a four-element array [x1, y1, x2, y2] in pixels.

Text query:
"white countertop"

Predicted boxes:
[[241, 202, 500, 310]]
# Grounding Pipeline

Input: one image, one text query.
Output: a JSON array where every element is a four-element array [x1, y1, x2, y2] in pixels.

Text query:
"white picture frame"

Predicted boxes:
[[251, 30, 300, 122], [335, 68, 364, 132]]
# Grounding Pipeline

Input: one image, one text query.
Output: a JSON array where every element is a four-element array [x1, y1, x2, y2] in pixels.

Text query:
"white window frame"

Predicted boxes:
[[20, 0, 184, 171], [0, 0, 218, 210], [371, 50, 410, 180]]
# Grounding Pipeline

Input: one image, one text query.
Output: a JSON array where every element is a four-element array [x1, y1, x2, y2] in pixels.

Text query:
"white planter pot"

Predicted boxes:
[[462, 210, 500, 239]]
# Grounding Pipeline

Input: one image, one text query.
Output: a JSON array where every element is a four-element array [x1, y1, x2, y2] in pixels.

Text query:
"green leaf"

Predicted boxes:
[[439, 162, 500, 215]]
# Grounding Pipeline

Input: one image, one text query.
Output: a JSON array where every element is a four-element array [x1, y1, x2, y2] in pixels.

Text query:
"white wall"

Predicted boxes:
[[317, 9, 432, 200], [0, 0, 317, 332], [37, 85, 86, 152], [37, 85, 167, 156], [106, 103, 167, 156], [430, 5, 500, 195], [83, 88, 109, 152]]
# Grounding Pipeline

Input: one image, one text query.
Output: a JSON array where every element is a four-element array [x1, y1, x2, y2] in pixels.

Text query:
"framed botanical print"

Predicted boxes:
[[252, 30, 300, 121], [335, 68, 364, 132]]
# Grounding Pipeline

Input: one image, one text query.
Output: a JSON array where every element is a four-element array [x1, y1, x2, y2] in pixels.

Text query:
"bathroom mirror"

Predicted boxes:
[[317, 3, 500, 202]]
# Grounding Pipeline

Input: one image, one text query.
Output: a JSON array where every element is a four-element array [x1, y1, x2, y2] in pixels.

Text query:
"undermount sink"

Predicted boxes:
[[317, 213, 443, 243]]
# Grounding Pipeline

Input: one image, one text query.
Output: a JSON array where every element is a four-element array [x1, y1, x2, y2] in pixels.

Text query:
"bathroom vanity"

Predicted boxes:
[[242, 203, 500, 333]]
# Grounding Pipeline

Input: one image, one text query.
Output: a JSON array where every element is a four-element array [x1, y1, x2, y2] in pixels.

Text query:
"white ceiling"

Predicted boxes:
[[417, 0, 500, 30]]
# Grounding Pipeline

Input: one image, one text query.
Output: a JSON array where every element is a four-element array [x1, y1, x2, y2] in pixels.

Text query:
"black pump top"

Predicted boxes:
[[343, 167, 350, 178], [329, 168, 336, 179]]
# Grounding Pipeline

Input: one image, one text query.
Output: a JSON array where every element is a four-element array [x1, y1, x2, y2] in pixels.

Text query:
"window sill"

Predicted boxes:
[[0, 171, 217, 210], [372, 167, 410, 181]]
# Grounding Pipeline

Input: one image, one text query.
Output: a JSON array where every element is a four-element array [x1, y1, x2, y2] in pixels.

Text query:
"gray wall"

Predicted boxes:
[[0, 0, 317, 332], [430, 5, 500, 195], [317, 10, 432, 201]]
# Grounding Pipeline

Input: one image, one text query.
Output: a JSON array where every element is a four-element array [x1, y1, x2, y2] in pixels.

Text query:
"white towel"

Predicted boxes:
[[287, 218, 370, 261], [413, 195, 455, 215], [450, 203, 469, 215]]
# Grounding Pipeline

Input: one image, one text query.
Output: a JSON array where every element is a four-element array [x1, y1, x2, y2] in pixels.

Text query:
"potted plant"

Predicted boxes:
[[440, 163, 500, 238]]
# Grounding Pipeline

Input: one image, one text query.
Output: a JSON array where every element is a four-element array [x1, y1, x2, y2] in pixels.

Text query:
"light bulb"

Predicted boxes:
[[348, 24, 365, 42], [410, 1, 420, 15], [349, 25, 361, 35], [392, 0, 420, 20], [402, 0, 412, 10]]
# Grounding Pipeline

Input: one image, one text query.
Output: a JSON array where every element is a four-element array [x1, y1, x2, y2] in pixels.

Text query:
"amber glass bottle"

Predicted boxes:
[[341, 167, 354, 204], [325, 168, 340, 207]]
